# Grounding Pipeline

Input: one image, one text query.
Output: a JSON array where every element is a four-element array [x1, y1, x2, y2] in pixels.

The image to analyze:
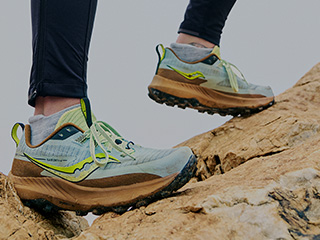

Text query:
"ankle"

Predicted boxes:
[[34, 97, 80, 116], [176, 33, 215, 48]]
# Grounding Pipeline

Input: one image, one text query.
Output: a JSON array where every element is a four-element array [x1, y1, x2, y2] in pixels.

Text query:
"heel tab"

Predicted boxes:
[[155, 44, 166, 74], [211, 46, 221, 59], [156, 44, 166, 61], [80, 97, 93, 128], [11, 123, 25, 147]]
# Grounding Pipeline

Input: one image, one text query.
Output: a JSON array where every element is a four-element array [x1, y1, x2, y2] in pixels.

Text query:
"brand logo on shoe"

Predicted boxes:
[[24, 152, 119, 182], [167, 65, 205, 80]]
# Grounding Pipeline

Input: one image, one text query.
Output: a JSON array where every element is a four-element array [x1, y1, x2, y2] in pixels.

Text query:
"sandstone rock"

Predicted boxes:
[[77, 136, 320, 240], [3, 63, 320, 239], [0, 172, 88, 239], [75, 63, 320, 240], [178, 63, 320, 180]]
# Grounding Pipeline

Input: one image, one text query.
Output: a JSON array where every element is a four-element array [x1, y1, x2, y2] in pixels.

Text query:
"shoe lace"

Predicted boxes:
[[86, 121, 136, 166], [219, 59, 248, 92]]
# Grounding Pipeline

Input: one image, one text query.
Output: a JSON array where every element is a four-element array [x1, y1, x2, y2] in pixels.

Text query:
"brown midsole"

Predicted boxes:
[[148, 75, 274, 109], [8, 172, 178, 211]]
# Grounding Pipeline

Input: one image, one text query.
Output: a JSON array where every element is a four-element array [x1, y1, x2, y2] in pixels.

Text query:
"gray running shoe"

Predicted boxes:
[[148, 44, 274, 116], [9, 98, 197, 215]]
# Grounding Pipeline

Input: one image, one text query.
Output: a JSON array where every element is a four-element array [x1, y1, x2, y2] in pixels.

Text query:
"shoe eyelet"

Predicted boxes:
[[126, 141, 135, 149]]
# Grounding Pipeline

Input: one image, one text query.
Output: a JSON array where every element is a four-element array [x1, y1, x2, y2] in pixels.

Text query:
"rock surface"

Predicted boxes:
[[0, 172, 88, 239], [179, 62, 320, 180], [1, 63, 320, 240], [76, 63, 320, 240]]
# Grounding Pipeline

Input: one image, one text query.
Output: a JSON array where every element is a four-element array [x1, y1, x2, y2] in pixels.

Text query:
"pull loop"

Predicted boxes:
[[80, 97, 93, 128], [155, 44, 166, 74], [11, 123, 25, 147]]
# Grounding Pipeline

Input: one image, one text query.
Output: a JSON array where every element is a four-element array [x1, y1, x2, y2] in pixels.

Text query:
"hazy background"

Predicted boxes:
[[1, 0, 319, 224]]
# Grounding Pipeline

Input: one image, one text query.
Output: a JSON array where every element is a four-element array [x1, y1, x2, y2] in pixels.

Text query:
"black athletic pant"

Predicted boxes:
[[28, 0, 236, 106]]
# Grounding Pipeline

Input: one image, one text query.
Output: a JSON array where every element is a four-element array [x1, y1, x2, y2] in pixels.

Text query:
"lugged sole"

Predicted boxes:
[[148, 75, 274, 117], [9, 155, 197, 216]]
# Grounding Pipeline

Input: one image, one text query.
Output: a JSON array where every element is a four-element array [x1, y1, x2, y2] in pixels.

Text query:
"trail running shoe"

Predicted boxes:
[[148, 44, 274, 116], [9, 98, 197, 215]]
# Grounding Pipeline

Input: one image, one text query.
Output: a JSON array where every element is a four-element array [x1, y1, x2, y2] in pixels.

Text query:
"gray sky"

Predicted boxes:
[[1, 0, 320, 175], [1, 0, 320, 176], [1, 0, 319, 225]]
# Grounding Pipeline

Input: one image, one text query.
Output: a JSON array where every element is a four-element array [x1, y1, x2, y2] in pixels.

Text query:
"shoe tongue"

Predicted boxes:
[[54, 98, 96, 132], [210, 46, 221, 59]]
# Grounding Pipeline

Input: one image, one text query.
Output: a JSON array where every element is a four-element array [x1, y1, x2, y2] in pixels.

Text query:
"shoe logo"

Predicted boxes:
[[24, 152, 119, 182], [167, 65, 205, 80]]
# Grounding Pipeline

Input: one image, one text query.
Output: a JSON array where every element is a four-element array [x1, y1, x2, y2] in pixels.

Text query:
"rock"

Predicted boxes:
[[77, 136, 320, 240], [178, 63, 320, 180], [0, 172, 88, 239], [3, 63, 320, 239], [75, 63, 320, 240]]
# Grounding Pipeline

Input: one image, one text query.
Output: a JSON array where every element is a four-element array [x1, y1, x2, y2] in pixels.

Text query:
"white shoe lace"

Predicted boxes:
[[219, 59, 248, 93], [86, 121, 135, 166]]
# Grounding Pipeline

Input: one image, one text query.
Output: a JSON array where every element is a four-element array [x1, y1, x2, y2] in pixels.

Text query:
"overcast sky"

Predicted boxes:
[[1, 0, 319, 225], [1, 0, 320, 173]]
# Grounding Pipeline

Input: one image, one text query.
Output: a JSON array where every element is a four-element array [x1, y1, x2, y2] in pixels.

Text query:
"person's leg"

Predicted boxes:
[[172, 0, 236, 62], [29, 0, 97, 113], [177, 0, 237, 47], [148, 0, 274, 116], [28, 0, 97, 143], [166, 0, 236, 63], [9, 0, 197, 215]]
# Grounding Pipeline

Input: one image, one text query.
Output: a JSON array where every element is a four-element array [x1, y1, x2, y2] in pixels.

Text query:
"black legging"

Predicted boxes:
[[179, 0, 236, 45], [28, 0, 236, 107]]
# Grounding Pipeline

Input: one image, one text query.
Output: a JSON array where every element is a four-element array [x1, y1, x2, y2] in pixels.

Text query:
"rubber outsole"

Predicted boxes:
[[148, 88, 275, 117], [22, 154, 197, 216]]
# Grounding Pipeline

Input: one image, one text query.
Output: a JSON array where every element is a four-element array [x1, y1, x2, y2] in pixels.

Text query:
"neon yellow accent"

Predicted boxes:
[[167, 65, 205, 80], [55, 107, 96, 131], [80, 99, 87, 119], [25, 152, 119, 174], [49, 163, 98, 182], [24, 152, 119, 182], [159, 44, 166, 61], [11, 123, 23, 147], [211, 46, 221, 59]]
